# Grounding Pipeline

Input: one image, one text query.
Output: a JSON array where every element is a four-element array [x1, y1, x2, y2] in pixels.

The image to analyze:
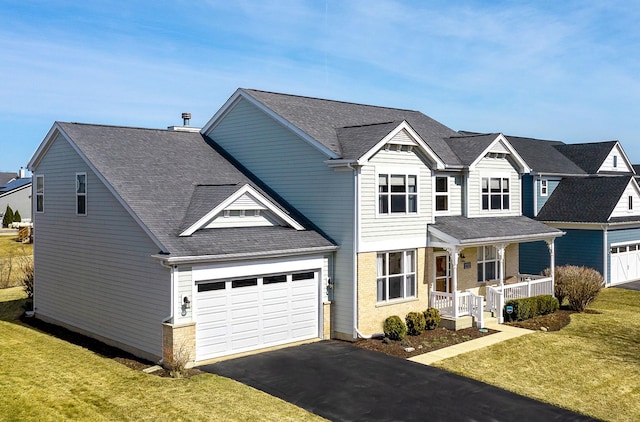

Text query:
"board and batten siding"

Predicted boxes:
[[360, 148, 434, 251], [467, 156, 521, 218], [32, 133, 169, 360], [208, 98, 355, 338]]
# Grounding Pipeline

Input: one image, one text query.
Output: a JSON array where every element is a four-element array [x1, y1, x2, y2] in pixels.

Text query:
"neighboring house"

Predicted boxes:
[[28, 89, 564, 364], [0, 169, 32, 223], [506, 136, 640, 286]]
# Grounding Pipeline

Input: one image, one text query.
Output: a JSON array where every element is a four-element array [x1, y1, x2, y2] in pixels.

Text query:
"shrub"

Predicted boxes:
[[423, 308, 441, 330], [13, 210, 21, 223], [405, 311, 426, 335], [504, 295, 559, 322], [2, 205, 13, 228], [20, 255, 34, 299], [549, 265, 604, 312], [383, 315, 407, 340]]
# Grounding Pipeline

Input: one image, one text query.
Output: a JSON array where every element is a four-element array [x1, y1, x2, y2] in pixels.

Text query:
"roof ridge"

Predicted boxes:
[[56, 121, 190, 133]]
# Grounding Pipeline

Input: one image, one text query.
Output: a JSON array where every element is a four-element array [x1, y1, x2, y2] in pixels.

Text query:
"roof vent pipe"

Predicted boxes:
[[182, 112, 191, 126]]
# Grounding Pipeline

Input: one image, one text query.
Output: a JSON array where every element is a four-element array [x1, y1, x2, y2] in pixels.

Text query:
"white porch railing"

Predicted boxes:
[[429, 287, 484, 328], [486, 275, 553, 323]]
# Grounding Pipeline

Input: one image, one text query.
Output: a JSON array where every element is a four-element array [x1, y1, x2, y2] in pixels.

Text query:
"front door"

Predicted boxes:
[[435, 253, 452, 292]]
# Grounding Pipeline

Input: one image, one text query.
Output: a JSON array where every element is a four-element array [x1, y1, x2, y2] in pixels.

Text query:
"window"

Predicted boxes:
[[232, 278, 258, 288], [376, 250, 416, 302], [76, 173, 87, 215], [263, 274, 286, 284], [482, 177, 509, 210], [629, 195, 633, 210], [378, 174, 417, 214], [435, 177, 448, 212], [540, 179, 548, 196], [477, 246, 499, 282], [35, 175, 44, 213], [197, 281, 226, 292], [613, 155, 618, 168]]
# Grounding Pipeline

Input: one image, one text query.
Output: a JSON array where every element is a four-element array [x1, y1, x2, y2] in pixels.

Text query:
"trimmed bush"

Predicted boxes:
[[547, 265, 604, 312], [423, 307, 441, 330], [2, 205, 13, 228], [504, 295, 559, 322], [405, 311, 426, 335], [383, 315, 407, 340]]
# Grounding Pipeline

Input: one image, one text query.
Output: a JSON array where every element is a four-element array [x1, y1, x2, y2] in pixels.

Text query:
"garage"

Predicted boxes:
[[610, 243, 640, 285], [194, 269, 320, 361]]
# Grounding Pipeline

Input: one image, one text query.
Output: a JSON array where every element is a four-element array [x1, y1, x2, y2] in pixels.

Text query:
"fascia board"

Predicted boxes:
[[36, 125, 169, 253], [427, 226, 461, 245], [202, 89, 339, 159], [0, 183, 31, 198], [27, 123, 61, 170], [469, 134, 532, 173], [357, 121, 445, 169], [180, 184, 305, 236], [153, 245, 339, 265]]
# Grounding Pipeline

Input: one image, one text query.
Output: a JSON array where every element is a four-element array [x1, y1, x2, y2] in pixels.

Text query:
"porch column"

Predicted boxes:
[[546, 239, 555, 296], [497, 244, 506, 290], [446, 247, 460, 318]]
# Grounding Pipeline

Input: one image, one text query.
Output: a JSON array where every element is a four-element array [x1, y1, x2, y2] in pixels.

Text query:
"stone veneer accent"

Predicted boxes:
[[162, 322, 196, 369], [323, 302, 332, 339], [356, 248, 430, 335]]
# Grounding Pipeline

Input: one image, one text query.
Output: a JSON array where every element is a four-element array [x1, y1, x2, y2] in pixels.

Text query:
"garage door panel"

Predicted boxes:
[[196, 269, 319, 361]]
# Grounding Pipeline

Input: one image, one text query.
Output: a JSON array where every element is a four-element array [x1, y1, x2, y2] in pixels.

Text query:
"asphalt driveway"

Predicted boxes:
[[201, 341, 594, 422], [616, 280, 640, 291]]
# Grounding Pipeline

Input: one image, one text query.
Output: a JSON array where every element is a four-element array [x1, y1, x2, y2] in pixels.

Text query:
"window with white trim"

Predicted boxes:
[[378, 174, 417, 214], [76, 173, 87, 215], [540, 179, 548, 196], [435, 176, 448, 212], [35, 175, 44, 213], [613, 155, 618, 168], [482, 177, 510, 210], [376, 250, 416, 302], [629, 195, 633, 210], [477, 246, 498, 282]]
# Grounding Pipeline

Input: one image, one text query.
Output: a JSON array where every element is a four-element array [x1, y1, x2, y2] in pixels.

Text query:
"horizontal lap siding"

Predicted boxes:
[[33, 134, 169, 358], [610, 183, 640, 218], [209, 99, 355, 337], [0, 186, 32, 222], [519, 241, 551, 275], [537, 178, 560, 215], [555, 229, 604, 273], [468, 158, 521, 218]]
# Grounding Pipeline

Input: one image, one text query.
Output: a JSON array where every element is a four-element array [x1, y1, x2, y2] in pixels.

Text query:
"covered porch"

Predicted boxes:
[[427, 216, 564, 328]]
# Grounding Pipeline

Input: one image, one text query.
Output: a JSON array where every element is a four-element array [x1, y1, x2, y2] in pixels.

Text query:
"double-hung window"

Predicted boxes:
[[435, 176, 448, 212], [76, 173, 87, 215], [376, 250, 416, 302], [378, 174, 417, 214], [540, 179, 548, 196], [477, 246, 498, 282], [35, 175, 44, 213], [482, 177, 509, 210]]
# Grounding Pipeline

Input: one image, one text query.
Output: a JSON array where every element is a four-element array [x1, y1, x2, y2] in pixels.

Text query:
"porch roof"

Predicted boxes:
[[429, 215, 564, 246]]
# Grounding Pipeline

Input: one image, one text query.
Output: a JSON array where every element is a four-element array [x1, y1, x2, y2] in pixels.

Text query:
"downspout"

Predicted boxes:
[[159, 260, 176, 323]]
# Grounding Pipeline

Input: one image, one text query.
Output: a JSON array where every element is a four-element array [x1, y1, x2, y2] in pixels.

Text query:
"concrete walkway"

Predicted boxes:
[[409, 318, 534, 365]]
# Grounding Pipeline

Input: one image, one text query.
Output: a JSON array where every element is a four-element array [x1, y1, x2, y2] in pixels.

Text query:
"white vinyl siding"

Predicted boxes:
[[0, 183, 32, 222], [599, 144, 632, 173], [32, 134, 169, 360], [611, 181, 640, 218], [468, 156, 521, 217], [208, 98, 354, 337]]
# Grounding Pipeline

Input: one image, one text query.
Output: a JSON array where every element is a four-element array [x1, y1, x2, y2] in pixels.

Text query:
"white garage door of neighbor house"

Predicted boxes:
[[195, 271, 319, 361], [610, 243, 640, 285]]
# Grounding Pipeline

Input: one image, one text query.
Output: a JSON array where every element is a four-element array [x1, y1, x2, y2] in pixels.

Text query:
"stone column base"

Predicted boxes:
[[162, 322, 196, 368], [323, 301, 332, 339]]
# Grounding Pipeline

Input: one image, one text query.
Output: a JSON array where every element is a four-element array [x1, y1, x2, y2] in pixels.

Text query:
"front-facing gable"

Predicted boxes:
[[446, 133, 530, 173], [554, 141, 634, 175]]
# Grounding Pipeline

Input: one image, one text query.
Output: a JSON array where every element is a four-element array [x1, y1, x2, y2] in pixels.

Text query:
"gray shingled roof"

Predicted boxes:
[[430, 215, 562, 244], [241, 89, 462, 165], [0, 172, 17, 186], [444, 133, 500, 166], [0, 177, 31, 194], [536, 176, 634, 223], [553, 141, 618, 174], [56, 122, 336, 257], [335, 121, 402, 160], [505, 136, 586, 175]]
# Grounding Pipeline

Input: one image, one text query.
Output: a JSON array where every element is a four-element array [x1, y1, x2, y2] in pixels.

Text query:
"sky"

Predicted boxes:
[[1, 0, 640, 173]]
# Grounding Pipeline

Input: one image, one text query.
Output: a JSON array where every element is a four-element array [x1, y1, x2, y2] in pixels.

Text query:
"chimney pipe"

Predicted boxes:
[[182, 112, 191, 126]]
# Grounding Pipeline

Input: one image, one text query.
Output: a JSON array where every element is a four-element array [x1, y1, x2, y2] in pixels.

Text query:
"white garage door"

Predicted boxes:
[[195, 271, 319, 361], [610, 243, 640, 285]]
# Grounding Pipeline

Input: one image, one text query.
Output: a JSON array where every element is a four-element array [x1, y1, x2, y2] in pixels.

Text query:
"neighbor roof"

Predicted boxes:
[[536, 176, 636, 223], [553, 141, 619, 174], [45, 122, 335, 258], [240, 89, 463, 165], [0, 172, 17, 185], [444, 133, 502, 166], [0, 177, 31, 194], [505, 135, 586, 175]]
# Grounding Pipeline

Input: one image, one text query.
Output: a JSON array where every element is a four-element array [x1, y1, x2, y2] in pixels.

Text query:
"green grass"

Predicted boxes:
[[0, 287, 324, 421], [435, 288, 640, 421], [0, 236, 33, 288]]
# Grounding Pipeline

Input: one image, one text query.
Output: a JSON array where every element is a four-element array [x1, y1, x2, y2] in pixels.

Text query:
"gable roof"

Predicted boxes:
[[205, 89, 463, 166], [29, 122, 336, 259], [553, 141, 621, 174], [0, 172, 17, 185], [504, 135, 586, 175], [536, 176, 636, 223], [0, 177, 31, 194]]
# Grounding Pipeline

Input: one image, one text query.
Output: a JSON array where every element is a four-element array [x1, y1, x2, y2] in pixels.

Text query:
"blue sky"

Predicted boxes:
[[2, 0, 640, 172]]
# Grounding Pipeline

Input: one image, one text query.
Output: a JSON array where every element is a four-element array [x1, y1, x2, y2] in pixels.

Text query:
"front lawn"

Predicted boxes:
[[0, 287, 324, 421], [435, 288, 640, 421], [0, 235, 32, 288]]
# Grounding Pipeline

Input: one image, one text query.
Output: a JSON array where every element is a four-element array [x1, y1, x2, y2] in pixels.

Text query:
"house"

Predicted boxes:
[[28, 89, 563, 365], [0, 168, 32, 224], [507, 136, 640, 286]]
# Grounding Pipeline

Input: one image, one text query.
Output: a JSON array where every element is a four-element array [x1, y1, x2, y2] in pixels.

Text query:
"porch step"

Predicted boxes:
[[441, 315, 473, 330]]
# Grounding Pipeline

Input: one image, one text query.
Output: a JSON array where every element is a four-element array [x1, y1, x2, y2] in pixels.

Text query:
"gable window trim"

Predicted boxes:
[[629, 195, 633, 211], [376, 167, 419, 216], [76, 172, 87, 216], [435, 176, 449, 214], [613, 155, 618, 168], [35, 174, 44, 213], [481, 175, 510, 211], [376, 249, 417, 303], [540, 179, 548, 197]]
